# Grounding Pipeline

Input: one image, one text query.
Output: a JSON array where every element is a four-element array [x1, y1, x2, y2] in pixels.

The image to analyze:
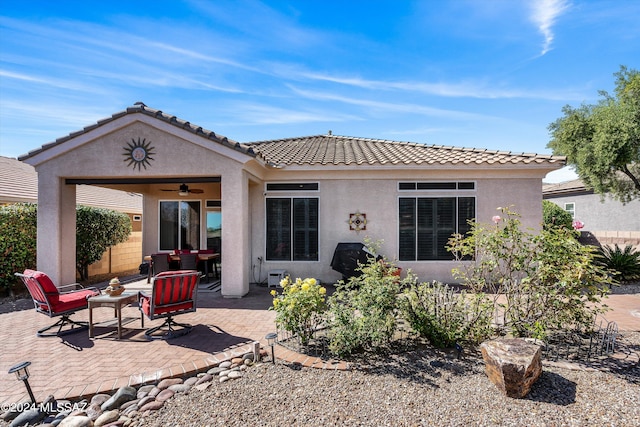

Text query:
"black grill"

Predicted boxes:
[[330, 242, 377, 280]]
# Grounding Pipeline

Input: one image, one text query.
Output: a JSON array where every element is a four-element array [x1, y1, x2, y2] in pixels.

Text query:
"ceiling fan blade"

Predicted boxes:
[[190, 188, 204, 194]]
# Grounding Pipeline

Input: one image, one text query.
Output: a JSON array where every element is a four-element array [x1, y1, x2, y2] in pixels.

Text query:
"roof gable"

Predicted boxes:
[[18, 102, 256, 162]]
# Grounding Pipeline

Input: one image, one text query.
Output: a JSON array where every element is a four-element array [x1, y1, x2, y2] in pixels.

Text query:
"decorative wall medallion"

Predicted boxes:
[[123, 137, 156, 171], [348, 211, 367, 232]]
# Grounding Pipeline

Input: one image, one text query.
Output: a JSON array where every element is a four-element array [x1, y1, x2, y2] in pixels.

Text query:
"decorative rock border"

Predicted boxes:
[[1, 351, 265, 427]]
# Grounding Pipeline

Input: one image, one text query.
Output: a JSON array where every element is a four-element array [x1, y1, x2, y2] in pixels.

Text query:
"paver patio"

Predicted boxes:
[[0, 281, 637, 407]]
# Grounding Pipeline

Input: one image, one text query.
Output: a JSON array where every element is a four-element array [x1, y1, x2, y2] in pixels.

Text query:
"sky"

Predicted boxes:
[[1, 1, 639, 183]]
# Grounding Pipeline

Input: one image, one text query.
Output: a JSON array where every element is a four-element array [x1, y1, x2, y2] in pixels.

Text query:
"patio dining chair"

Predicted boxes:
[[15, 269, 101, 337], [138, 270, 200, 340], [148, 253, 172, 283]]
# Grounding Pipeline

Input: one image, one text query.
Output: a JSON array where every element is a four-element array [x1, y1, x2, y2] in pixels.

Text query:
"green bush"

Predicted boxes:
[[399, 281, 493, 348], [0, 203, 37, 293], [542, 200, 574, 231], [327, 241, 405, 357], [0, 203, 132, 291], [270, 276, 327, 345], [447, 206, 611, 340], [597, 244, 640, 283], [76, 206, 131, 280]]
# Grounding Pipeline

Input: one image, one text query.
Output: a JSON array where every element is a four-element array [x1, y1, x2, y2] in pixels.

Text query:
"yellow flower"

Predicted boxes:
[[301, 283, 310, 291], [280, 278, 289, 287], [270, 290, 277, 296], [307, 278, 317, 286], [319, 287, 326, 295]]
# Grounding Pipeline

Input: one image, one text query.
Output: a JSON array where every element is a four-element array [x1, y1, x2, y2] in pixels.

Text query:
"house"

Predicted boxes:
[[543, 179, 640, 249], [0, 156, 143, 276], [18, 102, 564, 297]]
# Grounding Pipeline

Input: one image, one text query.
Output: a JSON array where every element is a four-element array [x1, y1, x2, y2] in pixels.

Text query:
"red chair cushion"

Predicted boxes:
[[50, 288, 99, 313], [23, 269, 58, 294], [141, 270, 197, 318]]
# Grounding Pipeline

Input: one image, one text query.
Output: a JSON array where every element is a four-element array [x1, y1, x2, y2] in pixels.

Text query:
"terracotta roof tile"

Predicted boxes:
[[248, 134, 565, 168]]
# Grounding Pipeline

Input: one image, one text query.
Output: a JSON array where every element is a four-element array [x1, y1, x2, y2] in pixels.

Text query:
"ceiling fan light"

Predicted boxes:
[[178, 184, 189, 196]]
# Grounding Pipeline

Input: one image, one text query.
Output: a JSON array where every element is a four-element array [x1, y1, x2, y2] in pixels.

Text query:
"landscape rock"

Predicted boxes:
[[58, 415, 93, 427], [93, 409, 119, 427], [156, 378, 182, 390], [101, 386, 136, 411], [480, 338, 542, 398], [9, 409, 47, 427]]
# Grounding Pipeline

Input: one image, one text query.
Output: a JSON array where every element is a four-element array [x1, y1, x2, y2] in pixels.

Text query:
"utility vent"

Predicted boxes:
[[266, 183, 319, 191], [398, 182, 475, 191], [206, 200, 221, 208]]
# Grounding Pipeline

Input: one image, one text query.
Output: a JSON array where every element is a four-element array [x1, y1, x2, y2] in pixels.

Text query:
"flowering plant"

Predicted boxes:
[[270, 277, 327, 345]]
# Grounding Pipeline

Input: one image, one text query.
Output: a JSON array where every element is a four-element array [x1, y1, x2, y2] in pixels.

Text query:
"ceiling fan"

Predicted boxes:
[[160, 183, 204, 196]]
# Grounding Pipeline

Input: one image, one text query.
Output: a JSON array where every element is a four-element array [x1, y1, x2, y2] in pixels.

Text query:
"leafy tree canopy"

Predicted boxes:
[[547, 66, 640, 203]]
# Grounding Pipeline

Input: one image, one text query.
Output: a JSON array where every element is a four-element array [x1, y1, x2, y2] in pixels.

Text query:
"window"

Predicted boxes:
[[564, 202, 575, 219], [266, 198, 318, 261], [399, 197, 475, 260], [159, 201, 201, 251]]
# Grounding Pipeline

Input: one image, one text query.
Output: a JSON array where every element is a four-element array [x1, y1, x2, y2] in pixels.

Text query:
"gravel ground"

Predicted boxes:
[[133, 334, 640, 427]]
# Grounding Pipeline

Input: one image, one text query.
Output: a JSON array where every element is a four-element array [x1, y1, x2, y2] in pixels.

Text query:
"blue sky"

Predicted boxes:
[[1, 1, 638, 182]]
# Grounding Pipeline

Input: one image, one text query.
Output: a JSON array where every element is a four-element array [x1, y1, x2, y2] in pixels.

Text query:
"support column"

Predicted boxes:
[[220, 169, 250, 297], [37, 175, 76, 285]]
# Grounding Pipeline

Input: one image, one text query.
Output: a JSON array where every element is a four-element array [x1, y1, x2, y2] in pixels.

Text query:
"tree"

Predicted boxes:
[[547, 66, 640, 203], [76, 206, 132, 280]]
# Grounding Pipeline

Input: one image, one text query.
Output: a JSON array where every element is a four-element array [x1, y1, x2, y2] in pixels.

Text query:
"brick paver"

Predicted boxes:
[[1, 284, 637, 406]]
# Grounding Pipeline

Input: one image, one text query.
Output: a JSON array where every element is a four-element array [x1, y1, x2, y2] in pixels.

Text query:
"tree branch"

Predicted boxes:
[[621, 164, 640, 191]]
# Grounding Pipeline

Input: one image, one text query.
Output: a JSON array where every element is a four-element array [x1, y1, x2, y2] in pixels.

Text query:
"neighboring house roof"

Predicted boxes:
[[543, 179, 593, 198], [0, 156, 143, 213], [248, 134, 564, 167], [18, 102, 565, 169]]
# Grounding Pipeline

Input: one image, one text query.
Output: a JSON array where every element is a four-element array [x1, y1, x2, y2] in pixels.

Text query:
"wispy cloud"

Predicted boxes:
[[299, 72, 585, 101], [529, 0, 570, 55], [288, 86, 494, 121]]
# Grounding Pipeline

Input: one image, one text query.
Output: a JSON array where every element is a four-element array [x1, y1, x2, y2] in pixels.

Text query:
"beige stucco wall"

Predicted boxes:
[[249, 168, 546, 285], [25, 111, 557, 295]]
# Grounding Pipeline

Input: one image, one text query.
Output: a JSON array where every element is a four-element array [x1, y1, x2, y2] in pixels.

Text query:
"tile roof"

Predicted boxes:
[[18, 102, 256, 161], [248, 134, 565, 167], [0, 156, 142, 213], [18, 102, 564, 169], [543, 179, 591, 197]]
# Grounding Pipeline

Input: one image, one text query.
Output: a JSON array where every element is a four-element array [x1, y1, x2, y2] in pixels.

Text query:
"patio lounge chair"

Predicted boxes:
[[139, 270, 200, 340], [15, 269, 101, 337]]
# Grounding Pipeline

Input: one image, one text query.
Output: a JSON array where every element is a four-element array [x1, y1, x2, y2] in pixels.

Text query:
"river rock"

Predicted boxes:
[[9, 409, 46, 427], [58, 415, 93, 427], [480, 338, 542, 398], [94, 409, 120, 427], [101, 386, 136, 411], [157, 378, 182, 389]]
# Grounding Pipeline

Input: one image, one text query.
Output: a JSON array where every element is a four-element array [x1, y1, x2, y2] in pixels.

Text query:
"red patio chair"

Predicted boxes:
[[15, 269, 101, 337], [138, 270, 200, 340]]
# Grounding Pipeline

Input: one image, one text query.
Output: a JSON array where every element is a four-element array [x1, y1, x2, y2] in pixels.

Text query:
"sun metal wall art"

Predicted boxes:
[[123, 137, 156, 171], [348, 211, 367, 232]]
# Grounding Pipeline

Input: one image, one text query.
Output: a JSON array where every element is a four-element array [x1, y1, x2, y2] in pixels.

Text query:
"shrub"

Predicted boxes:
[[270, 276, 327, 345], [597, 244, 640, 283], [0, 203, 37, 293], [542, 200, 574, 231], [447, 206, 611, 340], [76, 206, 132, 280], [327, 240, 406, 357], [0, 203, 132, 290], [399, 281, 493, 348]]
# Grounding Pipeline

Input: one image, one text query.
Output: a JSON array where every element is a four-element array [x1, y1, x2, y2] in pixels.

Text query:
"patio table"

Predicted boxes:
[[88, 292, 139, 339], [144, 252, 219, 282]]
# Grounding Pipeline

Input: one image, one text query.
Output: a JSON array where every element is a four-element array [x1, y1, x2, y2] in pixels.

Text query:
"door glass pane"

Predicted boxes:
[[160, 201, 178, 251], [180, 201, 200, 250], [266, 199, 291, 260], [293, 198, 318, 261], [207, 210, 222, 252]]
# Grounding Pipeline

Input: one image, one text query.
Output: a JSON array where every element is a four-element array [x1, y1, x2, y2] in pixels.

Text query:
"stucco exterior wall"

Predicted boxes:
[[250, 173, 545, 285], [546, 193, 640, 249]]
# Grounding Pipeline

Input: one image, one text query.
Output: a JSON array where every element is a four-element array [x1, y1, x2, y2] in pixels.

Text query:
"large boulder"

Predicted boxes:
[[480, 338, 542, 398]]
